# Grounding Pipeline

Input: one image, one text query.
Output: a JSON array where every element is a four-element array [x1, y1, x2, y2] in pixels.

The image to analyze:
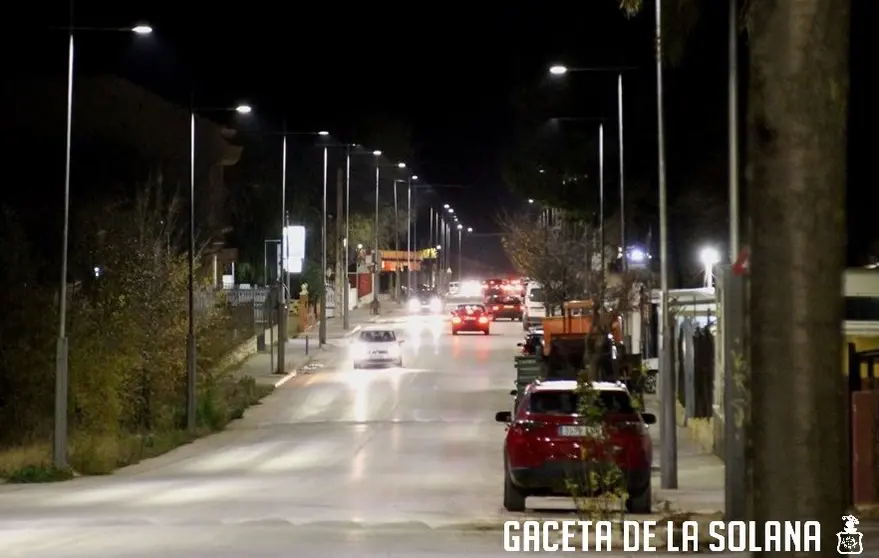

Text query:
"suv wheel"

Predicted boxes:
[[625, 483, 652, 514], [503, 469, 528, 512]]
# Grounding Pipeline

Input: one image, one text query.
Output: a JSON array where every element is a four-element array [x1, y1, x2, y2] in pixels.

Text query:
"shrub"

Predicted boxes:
[[0, 185, 270, 481]]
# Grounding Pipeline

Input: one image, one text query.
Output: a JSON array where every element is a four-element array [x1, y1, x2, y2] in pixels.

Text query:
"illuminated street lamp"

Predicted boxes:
[[53, 19, 153, 470], [699, 246, 721, 288], [443, 203, 450, 209], [549, 64, 568, 75]]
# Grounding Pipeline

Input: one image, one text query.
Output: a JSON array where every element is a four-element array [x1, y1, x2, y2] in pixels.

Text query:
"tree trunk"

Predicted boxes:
[[747, 0, 849, 553]]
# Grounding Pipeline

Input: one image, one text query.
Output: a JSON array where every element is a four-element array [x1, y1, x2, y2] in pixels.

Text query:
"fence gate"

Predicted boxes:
[[676, 318, 697, 420]]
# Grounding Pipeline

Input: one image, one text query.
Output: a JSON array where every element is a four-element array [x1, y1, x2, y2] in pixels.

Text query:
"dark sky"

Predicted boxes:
[[7, 2, 651, 238], [6, 2, 876, 269]]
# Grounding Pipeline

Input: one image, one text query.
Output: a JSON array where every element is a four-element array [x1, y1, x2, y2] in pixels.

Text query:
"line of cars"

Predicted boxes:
[[493, 326, 656, 514]]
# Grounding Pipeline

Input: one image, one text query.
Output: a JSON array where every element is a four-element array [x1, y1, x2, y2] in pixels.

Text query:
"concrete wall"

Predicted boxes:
[[217, 324, 279, 371]]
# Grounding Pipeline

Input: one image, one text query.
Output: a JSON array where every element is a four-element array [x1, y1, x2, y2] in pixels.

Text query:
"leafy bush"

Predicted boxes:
[[0, 184, 270, 481]]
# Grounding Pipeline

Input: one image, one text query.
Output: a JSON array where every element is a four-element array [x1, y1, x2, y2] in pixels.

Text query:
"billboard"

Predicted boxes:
[[281, 225, 306, 273]]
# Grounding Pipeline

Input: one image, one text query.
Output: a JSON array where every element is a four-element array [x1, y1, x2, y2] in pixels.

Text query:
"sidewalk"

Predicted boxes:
[[643, 395, 725, 514], [234, 300, 407, 388]]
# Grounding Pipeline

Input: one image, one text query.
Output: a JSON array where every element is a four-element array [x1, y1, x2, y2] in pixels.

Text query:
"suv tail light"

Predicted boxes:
[[452, 316, 462, 324], [609, 421, 651, 469], [478, 316, 488, 324], [507, 419, 547, 467]]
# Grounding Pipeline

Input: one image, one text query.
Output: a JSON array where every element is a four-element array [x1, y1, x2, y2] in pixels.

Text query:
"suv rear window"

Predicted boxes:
[[528, 390, 634, 415]]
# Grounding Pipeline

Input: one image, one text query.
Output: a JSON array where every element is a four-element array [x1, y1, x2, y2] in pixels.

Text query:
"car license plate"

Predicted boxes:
[[465, 317, 476, 321], [558, 425, 602, 437], [504, 305, 514, 308]]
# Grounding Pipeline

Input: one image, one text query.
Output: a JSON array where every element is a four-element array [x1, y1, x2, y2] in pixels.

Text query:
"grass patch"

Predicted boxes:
[[0, 377, 274, 483]]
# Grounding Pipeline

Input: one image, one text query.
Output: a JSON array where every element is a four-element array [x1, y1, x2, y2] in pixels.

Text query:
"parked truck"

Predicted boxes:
[[511, 300, 644, 409]]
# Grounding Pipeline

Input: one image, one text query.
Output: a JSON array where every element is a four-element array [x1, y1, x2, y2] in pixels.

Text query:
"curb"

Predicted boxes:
[[272, 354, 315, 388]]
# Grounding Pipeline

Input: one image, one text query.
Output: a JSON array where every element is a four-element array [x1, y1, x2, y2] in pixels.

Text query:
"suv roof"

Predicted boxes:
[[528, 380, 627, 393]]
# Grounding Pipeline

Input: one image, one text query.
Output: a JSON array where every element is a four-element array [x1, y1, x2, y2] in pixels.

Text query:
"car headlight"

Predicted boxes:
[[408, 298, 420, 311], [429, 297, 442, 311]]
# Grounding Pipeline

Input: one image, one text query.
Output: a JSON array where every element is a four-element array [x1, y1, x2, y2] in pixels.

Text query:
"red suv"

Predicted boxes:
[[495, 380, 655, 513]]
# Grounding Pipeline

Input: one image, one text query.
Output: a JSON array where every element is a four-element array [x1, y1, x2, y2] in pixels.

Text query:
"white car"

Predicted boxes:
[[351, 328, 404, 368]]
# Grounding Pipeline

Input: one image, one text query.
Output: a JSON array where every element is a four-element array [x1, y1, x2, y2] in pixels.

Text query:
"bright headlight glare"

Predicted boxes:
[[429, 298, 442, 311], [408, 299, 420, 310]]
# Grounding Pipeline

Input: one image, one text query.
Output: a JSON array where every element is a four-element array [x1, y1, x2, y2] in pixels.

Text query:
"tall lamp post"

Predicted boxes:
[[545, 117, 607, 283], [372, 158, 406, 308], [456, 224, 463, 280], [393, 178, 405, 300], [53, 21, 152, 469], [319, 143, 329, 346], [279, 129, 329, 362], [187, 102, 253, 432], [549, 64, 632, 265], [339, 144, 379, 329]]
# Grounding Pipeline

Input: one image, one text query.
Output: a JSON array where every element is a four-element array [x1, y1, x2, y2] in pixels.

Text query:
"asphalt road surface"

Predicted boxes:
[[0, 297, 562, 557]]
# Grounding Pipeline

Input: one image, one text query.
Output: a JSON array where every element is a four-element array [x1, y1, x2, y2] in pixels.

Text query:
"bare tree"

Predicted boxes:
[[499, 210, 593, 314]]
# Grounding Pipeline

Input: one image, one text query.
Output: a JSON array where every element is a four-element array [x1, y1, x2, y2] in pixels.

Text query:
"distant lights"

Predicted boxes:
[[549, 65, 568, 75], [132, 24, 153, 34], [235, 104, 252, 114], [318, 130, 329, 136], [397, 162, 406, 168], [372, 150, 382, 156]]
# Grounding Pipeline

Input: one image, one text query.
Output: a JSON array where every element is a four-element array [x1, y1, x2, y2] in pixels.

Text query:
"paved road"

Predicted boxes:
[[0, 298, 546, 557]]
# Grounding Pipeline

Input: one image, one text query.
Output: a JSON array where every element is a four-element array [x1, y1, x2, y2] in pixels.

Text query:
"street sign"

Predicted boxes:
[[282, 226, 306, 272], [733, 246, 750, 276]]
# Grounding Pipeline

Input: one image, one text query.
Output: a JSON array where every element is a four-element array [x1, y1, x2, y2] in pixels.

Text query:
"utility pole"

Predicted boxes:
[[656, 0, 678, 489]]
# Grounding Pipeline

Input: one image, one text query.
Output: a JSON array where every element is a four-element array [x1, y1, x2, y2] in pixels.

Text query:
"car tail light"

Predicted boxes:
[[478, 316, 488, 324], [609, 421, 651, 469], [493, 305, 500, 311], [452, 316, 462, 324], [506, 419, 546, 467]]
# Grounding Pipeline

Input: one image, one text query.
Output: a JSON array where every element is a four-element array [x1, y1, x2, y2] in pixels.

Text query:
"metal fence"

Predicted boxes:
[[193, 287, 273, 337]]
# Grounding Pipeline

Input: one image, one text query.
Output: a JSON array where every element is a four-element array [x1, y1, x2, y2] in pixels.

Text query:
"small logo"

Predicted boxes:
[[838, 515, 864, 555]]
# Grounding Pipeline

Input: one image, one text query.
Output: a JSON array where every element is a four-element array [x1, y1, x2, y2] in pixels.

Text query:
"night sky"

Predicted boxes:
[[5, 1, 876, 271]]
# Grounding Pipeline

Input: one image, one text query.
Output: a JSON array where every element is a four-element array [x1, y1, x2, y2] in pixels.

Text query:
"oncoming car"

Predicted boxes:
[[451, 304, 490, 335], [350, 328, 404, 368], [495, 380, 655, 513], [408, 287, 443, 314]]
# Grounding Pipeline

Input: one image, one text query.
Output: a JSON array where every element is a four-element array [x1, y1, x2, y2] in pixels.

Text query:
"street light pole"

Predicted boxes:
[[656, 0, 677, 489], [319, 145, 328, 346], [406, 177, 412, 292], [54, 22, 153, 469], [599, 123, 605, 285], [429, 208, 434, 287], [373, 163, 380, 306], [186, 108, 197, 433], [457, 225, 463, 281], [277, 131, 288, 374], [343, 148, 351, 330], [618, 73, 626, 275], [393, 179, 400, 301], [54, 32, 75, 468]]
